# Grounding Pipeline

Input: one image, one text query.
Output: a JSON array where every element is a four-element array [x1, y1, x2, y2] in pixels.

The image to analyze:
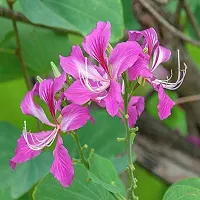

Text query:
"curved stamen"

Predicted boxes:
[[23, 121, 58, 151], [78, 57, 110, 93], [152, 50, 187, 90]]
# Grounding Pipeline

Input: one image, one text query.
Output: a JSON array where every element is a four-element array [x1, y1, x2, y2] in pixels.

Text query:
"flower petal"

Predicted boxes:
[[60, 45, 85, 79], [50, 135, 74, 187], [9, 132, 46, 169], [104, 80, 122, 117], [60, 104, 92, 132], [20, 84, 53, 126], [82, 21, 111, 74], [128, 54, 153, 81], [64, 80, 97, 105], [151, 46, 171, 72], [54, 73, 66, 94], [129, 96, 145, 116], [39, 74, 66, 121], [39, 79, 57, 121], [109, 41, 142, 78], [128, 96, 144, 127], [154, 84, 175, 120], [117, 96, 144, 128], [129, 28, 159, 56]]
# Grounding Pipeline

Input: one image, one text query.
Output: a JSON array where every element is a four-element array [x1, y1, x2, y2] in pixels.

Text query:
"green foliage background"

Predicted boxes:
[[0, 0, 200, 199]]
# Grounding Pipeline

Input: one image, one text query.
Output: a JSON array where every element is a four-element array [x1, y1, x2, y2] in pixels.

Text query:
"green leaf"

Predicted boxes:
[[112, 154, 136, 173], [163, 178, 200, 200], [88, 153, 125, 193], [0, 79, 37, 130], [187, 44, 200, 69], [0, 18, 71, 82], [0, 122, 53, 199], [187, 3, 200, 41], [134, 164, 168, 200], [33, 164, 115, 200], [0, 187, 12, 200], [166, 0, 199, 13], [18, 0, 124, 42], [10, 151, 53, 199], [63, 107, 126, 159], [121, 0, 140, 30], [146, 91, 188, 136]]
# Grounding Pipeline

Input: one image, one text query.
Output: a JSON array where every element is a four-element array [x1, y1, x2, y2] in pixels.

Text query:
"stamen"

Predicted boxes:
[[78, 57, 110, 93], [23, 121, 58, 151], [152, 50, 187, 90]]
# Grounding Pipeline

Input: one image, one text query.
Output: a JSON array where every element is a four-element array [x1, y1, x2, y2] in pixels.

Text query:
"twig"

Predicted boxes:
[[183, 0, 200, 39], [70, 131, 89, 169], [137, 0, 200, 47], [175, 94, 200, 104], [174, 0, 184, 28], [6, 0, 32, 90], [0, 6, 82, 36]]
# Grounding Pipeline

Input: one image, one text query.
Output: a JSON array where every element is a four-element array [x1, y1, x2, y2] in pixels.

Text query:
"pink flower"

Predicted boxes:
[[117, 97, 145, 128], [60, 21, 142, 117], [10, 74, 92, 187], [128, 28, 186, 120]]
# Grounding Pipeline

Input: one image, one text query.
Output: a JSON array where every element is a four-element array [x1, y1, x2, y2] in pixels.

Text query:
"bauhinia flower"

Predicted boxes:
[[10, 74, 92, 187], [60, 21, 142, 117], [128, 28, 187, 120], [117, 96, 145, 128]]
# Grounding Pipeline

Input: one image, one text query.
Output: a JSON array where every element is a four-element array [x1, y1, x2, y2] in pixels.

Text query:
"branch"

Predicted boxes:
[[134, 134, 200, 183], [134, 112, 200, 183], [183, 0, 200, 39], [7, 0, 32, 90], [0, 6, 82, 36], [175, 94, 200, 105], [137, 0, 200, 47], [137, 112, 200, 158], [174, 0, 184, 28]]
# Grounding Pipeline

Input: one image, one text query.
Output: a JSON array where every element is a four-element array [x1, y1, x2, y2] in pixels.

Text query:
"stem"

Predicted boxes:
[[128, 82, 140, 102], [7, 0, 32, 90], [70, 131, 89, 169], [123, 73, 138, 200]]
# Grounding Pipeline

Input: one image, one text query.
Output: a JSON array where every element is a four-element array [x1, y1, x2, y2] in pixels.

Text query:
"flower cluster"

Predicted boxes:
[[10, 21, 186, 187]]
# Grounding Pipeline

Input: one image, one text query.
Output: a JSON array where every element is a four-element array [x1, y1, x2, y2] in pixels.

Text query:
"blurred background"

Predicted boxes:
[[0, 0, 200, 199]]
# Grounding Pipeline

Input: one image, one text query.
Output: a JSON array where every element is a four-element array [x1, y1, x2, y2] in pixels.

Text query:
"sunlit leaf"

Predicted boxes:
[[0, 18, 71, 82], [88, 153, 125, 193], [163, 178, 200, 200], [0, 122, 53, 199], [18, 0, 124, 42], [33, 164, 115, 200]]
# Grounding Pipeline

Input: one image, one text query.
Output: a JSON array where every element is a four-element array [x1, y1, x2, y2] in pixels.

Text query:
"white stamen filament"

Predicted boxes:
[[78, 57, 110, 93], [152, 50, 187, 90], [23, 121, 58, 151]]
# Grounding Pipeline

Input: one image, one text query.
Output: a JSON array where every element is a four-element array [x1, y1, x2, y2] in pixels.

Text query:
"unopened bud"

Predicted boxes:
[[51, 61, 61, 77], [117, 137, 126, 142], [36, 76, 43, 83], [130, 127, 139, 133], [137, 76, 146, 86], [107, 43, 113, 54], [82, 144, 88, 150], [125, 114, 129, 119]]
